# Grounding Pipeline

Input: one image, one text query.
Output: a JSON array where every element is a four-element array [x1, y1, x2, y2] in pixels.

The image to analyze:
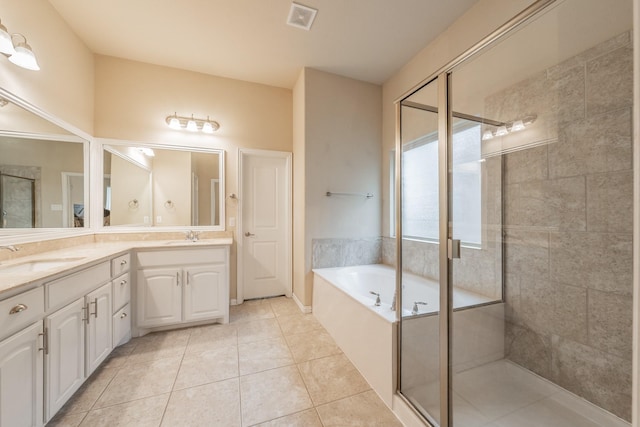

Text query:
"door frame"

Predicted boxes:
[[237, 148, 292, 304]]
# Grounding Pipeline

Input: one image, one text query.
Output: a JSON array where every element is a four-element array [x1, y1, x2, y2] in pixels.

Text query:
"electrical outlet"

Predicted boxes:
[[156, 216, 162, 223], [229, 217, 236, 227]]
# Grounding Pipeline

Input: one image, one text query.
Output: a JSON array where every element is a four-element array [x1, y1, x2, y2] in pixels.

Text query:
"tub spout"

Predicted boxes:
[[412, 301, 428, 315], [369, 291, 381, 306]]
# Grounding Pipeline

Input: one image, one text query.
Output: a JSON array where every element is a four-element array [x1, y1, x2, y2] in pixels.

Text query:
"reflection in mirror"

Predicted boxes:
[[0, 96, 87, 231], [102, 144, 223, 228]]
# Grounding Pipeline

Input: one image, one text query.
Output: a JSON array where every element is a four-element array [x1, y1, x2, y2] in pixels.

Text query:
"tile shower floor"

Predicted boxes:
[[405, 360, 630, 427], [47, 296, 403, 427]]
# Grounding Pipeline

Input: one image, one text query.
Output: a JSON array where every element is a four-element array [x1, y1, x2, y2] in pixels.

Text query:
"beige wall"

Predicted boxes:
[[381, 0, 536, 236], [109, 155, 151, 226], [94, 55, 293, 299], [294, 68, 382, 306], [292, 69, 306, 306], [152, 150, 191, 227], [0, 0, 94, 134]]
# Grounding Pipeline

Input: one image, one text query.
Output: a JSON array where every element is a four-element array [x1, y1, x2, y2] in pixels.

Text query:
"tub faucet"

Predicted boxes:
[[0, 245, 19, 252], [412, 301, 427, 315], [390, 292, 397, 311], [369, 291, 381, 306]]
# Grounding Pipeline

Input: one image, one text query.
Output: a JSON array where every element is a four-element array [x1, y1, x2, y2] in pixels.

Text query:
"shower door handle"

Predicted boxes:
[[448, 239, 461, 259]]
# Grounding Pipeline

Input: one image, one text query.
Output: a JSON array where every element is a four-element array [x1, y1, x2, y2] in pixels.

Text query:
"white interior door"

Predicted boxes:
[[240, 150, 291, 301]]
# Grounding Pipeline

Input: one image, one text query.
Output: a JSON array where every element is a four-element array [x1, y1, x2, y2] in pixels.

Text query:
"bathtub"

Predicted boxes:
[[312, 264, 505, 410], [314, 264, 495, 320]]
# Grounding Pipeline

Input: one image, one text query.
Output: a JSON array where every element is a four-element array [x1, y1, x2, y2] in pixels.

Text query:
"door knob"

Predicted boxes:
[[244, 232, 255, 237]]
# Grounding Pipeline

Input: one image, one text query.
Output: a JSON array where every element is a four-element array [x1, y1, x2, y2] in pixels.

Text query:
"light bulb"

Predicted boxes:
[[0, 22, 14, 55], [8, 38, 39, 71], [482, 130, 494, 141], [495, 126, 508, 137], [511, 120, 525, 132], [202, 122, 214, 134], [168, 116, 181, 129]]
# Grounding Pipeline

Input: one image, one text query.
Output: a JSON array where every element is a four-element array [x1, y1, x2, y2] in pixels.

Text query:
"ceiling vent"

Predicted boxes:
[[287, 3, 317, 31]]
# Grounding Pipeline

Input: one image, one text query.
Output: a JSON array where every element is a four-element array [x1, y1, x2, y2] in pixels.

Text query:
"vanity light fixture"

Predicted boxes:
[[165, 113, 220, 134], [482, 114, 537, 141], [0, 19, 40, 71]]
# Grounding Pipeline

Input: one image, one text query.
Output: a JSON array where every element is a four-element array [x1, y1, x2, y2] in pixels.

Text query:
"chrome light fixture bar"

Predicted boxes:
[[481, 114, 537, 141], [0, 19, 40, 71], [165, 113, 220, 134]]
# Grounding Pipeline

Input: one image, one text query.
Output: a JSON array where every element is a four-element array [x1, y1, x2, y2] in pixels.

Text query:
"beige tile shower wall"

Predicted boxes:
[[498, 33, 634, 421]]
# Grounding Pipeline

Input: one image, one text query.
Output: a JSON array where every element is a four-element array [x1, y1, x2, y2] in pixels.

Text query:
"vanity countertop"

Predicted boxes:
[[0, 238, 233, 297]]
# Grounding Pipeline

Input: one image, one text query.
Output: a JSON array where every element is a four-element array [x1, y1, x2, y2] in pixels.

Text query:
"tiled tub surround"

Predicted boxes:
[[47, 297, 403, 427], [311, 237, 382, 269], [491, 31, 634, 421]]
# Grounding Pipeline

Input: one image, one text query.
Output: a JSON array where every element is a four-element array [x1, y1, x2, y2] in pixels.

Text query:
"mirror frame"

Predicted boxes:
[[0, 87, 93, 245], [97, 138, 226, 232]]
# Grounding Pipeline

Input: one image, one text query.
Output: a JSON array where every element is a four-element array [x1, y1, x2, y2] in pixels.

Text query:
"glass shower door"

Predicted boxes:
[[447, 0, 633, 425], [398, 78, 444, 425], [0, 173, 35, 228]]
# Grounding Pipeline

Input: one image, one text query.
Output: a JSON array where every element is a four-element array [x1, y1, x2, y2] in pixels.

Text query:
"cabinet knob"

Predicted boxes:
[[120, 260, 127, 266], [120, 280, 127, 286], [9, 303, 27, 314], [120, 312, 128, 319]]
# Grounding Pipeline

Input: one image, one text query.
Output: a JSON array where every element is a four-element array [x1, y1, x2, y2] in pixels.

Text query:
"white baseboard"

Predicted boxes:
[[293, 293, 312, 314]]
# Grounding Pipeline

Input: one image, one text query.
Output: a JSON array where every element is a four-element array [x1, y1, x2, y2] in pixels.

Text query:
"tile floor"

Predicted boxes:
[[47, 296, 403, 427]]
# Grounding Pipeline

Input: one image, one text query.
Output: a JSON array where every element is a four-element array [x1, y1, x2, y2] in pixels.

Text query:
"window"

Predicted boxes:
[[392, 121, 482, 245]]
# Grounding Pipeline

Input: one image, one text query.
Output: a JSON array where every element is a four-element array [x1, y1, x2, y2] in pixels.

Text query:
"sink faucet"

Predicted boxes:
[[185, 230, 200, 242], [0, 245, 19, 252]]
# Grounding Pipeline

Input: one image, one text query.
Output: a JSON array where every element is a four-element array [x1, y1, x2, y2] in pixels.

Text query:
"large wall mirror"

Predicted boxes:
[[0, 91, 88, 235], [101, 142, 225, 229]]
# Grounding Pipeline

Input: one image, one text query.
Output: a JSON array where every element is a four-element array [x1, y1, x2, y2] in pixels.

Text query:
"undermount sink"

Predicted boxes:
[[0, 257, 86, 274], [164, 240, 209, 246]]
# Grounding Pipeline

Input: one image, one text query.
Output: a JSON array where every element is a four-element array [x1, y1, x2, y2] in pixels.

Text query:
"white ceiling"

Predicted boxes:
[[47, 0, 479, 89]]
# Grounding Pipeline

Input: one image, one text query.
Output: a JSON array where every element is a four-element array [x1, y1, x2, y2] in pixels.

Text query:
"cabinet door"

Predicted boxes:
[[46, 298, 85, 421], [0, 322, 43, 427], [86, 283, 113, 376], [137, 268, 182, 327], [184, 265, 226, 322]]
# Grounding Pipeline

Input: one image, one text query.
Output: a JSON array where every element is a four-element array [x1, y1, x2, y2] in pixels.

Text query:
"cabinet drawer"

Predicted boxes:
[[113, 303, 131, 346], [111, 253, 131, 277], [46, 262, 110, 311], [136, 247, 227, 267], [0, 287, 45, 341], [112, 272, 130, 313]]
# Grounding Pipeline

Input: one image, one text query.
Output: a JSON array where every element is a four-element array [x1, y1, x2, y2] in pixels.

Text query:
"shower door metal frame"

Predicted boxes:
[[394, 0, 559, 426]]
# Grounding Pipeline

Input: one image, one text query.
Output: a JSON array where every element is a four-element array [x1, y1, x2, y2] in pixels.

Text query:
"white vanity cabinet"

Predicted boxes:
[[0, 322, 44, 427], [0, 286, 45, 427], [44, 261, 112, 421], [136, 246, 229, 330]]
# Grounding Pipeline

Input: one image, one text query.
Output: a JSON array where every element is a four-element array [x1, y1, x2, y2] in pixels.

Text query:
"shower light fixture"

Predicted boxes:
[[165, 113, 220, 134], [0, 19, 39, 71], [481, 114, 536, 141]]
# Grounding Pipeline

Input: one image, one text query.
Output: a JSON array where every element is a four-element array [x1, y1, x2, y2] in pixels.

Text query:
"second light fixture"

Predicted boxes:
[[166, 113, 220, 134]]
